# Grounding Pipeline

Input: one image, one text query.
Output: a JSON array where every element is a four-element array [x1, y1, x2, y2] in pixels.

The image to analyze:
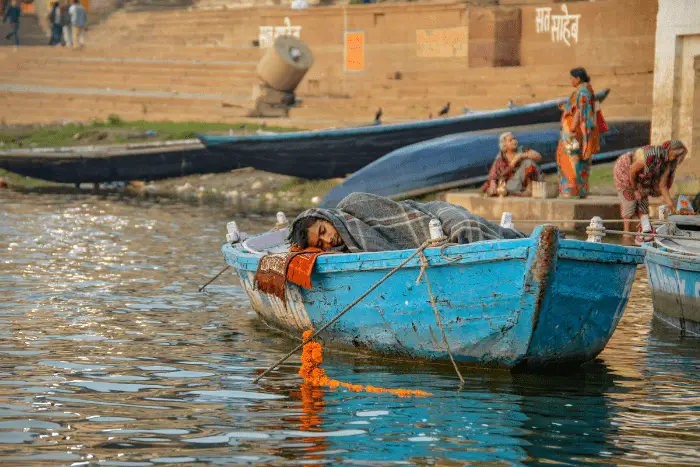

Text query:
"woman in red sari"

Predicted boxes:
[[556, 67, 600, 198]]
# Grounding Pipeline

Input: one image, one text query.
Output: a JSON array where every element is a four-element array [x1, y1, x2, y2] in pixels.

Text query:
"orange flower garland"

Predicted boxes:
[[298, 330, 432, 398]]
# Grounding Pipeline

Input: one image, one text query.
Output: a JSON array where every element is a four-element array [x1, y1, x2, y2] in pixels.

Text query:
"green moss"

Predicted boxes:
[[0, 120, 304, 150], [0, 168, 66, 188]]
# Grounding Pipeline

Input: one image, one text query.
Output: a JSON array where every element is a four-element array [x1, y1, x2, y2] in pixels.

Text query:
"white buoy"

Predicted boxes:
[[658, 205, 670, 221], [586, 216, 605, 243], [429, 219, 445, 241], [500, 212, 515, 230]]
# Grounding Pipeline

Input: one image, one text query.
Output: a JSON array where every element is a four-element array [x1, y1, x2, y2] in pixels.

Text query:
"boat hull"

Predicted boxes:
[[644, 246, 700, 336], [321, 119, 650, 207], [0, 141, 211, 184], [223, 226, 643, 369], [200, 90, 610, 180]]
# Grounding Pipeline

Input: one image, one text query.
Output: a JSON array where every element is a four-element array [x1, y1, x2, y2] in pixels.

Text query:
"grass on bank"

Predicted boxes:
[[0, 117, 304, 150]]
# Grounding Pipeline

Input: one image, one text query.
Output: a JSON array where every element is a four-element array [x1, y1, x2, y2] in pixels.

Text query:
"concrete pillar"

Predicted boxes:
[[651, 0, 700, 179]]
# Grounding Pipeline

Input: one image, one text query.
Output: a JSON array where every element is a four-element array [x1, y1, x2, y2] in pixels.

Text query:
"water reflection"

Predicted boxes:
[[0, 191, 698, 466]]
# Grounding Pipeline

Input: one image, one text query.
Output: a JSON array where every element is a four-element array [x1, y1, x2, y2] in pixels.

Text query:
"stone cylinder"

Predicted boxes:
[[256, 35, 314, 92]]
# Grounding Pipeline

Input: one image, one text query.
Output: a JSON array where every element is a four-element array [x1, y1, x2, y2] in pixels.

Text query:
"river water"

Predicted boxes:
[[1, 191, 698, 467]]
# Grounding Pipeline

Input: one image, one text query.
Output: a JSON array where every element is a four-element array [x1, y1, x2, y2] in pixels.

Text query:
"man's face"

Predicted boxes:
[[306, 220, 343, 250], [570, 76, 581, 87]]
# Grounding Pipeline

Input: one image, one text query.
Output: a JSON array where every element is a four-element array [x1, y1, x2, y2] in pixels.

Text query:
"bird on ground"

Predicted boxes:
[[374, 108, 383, 125], [507, 99, 516, 109], [438, 102, 450, 117], [428, 113, 433, 120], [462, 106, 470, 115]]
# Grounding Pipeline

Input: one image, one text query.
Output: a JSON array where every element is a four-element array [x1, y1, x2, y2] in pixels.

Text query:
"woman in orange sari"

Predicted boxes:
[[556, 67, 600, 198]]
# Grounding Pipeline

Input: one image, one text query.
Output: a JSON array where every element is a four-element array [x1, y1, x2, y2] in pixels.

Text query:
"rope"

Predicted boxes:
[[198, 265, 231, 292], [252, 239, 435, 384], [602, 229, 700, 241], [417, 252, 465, 384], [485, 219, 644, 224]]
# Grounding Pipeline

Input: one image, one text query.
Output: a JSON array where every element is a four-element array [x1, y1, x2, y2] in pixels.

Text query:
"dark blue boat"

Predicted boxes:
[[320, 119, 650, 208], [198, 90, 610, 180]]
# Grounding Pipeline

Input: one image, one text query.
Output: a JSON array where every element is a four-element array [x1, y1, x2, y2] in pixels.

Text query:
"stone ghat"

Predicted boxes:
[[1, 0, 656, 128]]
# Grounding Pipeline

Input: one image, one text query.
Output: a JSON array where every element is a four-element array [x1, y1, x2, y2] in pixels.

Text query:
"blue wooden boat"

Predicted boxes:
[[222, 224, 644, 370], [643, 215, 700, 336], [321, 119, 650, 207], [198, 90, 610, 180]]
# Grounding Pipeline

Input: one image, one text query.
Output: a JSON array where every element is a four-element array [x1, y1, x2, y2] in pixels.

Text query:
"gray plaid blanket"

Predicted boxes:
[[292, 192, 525, 252]]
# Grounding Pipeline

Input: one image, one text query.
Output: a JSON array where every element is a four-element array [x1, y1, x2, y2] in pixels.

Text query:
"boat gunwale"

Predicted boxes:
[[198, 89, 610, 146], [223, 232, 644, 274], [642, 243, 700, 271]]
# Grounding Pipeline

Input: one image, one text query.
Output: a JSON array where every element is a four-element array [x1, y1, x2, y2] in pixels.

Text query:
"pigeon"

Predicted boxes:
[[438, 102, 450, 117], [507, 99, 516, 109], [374, 108, 383, 125], [462, 106, 470, 115]]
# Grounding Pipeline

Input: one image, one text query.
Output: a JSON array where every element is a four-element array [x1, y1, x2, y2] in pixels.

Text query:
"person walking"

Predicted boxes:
[[555, 67, 600, 198], [69, 0, 86, 49], [3, 0, 20, 47], [60, 0, 72, 47], [48, 2, 62, 45]]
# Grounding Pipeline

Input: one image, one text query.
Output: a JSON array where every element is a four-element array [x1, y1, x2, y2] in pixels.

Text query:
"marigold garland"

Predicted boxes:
[[298, 330, 432, 398]]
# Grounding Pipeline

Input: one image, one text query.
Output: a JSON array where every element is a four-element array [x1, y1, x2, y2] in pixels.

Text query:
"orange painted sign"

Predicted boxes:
[[416, 26, 468, 58], [344, 30, 365, 73]]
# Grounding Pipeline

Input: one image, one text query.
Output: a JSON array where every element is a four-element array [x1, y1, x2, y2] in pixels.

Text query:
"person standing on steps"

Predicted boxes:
[[3, 0, 20, 47], [69, 0, 87, 49], [556, 67, 600, 199], [60, 0, 72, 47], [48, 2, 62, 46]]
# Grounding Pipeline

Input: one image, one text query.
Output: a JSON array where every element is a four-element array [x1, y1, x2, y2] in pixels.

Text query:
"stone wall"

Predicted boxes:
[[651, 0, 700, 180], [519, 0, 657, 68], [245, 1, 656, 96]]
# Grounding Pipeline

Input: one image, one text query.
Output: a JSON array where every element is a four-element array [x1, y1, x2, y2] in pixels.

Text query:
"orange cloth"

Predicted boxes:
[[253, 248, 328, 301]]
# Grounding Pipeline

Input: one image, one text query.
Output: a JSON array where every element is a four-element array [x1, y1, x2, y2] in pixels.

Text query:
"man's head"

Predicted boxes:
[[73, 0, 80, 4], [11, 0, 18, 6], [289, 216, 343, 250], [499, 132, 518, 153]]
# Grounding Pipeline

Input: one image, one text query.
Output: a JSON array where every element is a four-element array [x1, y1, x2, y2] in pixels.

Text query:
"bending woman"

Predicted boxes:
[[556, 67, 600, 198], [613, 140, 687, 241], [482, 132, 543, 197]]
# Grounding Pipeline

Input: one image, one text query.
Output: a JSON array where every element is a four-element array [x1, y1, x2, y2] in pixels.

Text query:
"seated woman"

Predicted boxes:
[[482, 132, 543, 197], [613, 139, 687, 242], [288, 192, 525, 252]]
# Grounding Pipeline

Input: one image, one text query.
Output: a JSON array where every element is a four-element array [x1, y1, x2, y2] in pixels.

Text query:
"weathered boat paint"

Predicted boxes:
[[223, 225, 644, 370], [644, 240, 700, 337]]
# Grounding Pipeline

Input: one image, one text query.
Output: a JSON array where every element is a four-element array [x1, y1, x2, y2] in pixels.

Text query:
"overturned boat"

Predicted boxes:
[[221, 222, 643, 370], [198, 90, 611, 180], [321, 119, 650, 207]]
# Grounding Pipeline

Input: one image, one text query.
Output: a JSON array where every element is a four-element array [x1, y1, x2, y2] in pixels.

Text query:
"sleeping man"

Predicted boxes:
[[288, 192, 524, 252]]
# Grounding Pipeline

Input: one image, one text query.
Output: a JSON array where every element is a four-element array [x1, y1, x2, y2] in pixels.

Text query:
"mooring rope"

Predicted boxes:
[[602, 230, 700, 241], [198, 265, 231, 292], [486, 218, 644, 224], [417, 251, 465, 384], [253, 239, 436, 384]]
